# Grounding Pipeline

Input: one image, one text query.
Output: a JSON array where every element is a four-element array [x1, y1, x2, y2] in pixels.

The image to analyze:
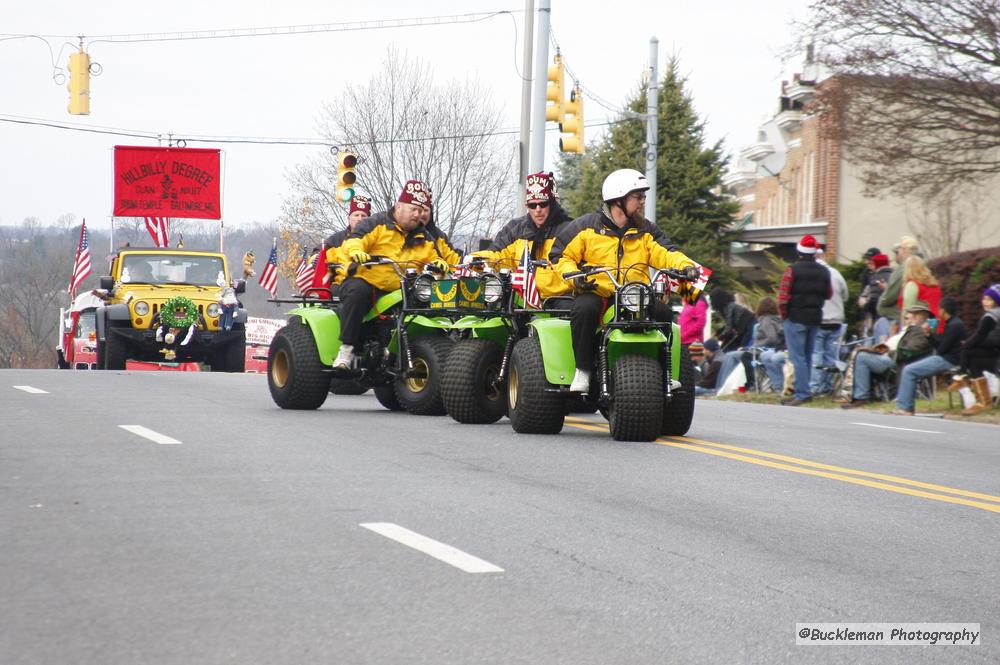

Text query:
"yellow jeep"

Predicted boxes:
[[95, 248, 247, 371]]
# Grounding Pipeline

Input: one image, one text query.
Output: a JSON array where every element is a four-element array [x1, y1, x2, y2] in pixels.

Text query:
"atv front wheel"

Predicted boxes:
[[608, 354, 663, 442], [442, 338, 507, 424], [394, 335, 453, 415], [267, 318, 330, 410], [661, 345, 695, 436], [507, 336, 564, 434], [374, 384, 404, 411]]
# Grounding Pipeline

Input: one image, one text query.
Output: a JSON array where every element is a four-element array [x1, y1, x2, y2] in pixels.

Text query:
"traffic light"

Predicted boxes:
[[545, 54, 564, 123], [559, 85, 585, 153], [336, 151, 358, 202], [67, 51, 91, 115]]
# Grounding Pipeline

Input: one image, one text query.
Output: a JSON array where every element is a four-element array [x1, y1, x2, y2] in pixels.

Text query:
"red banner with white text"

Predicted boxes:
[[113, 146, 221, 220]]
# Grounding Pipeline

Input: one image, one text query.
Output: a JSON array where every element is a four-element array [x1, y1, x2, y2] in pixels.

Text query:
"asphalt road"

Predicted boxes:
[[2, 369, 998, 664]]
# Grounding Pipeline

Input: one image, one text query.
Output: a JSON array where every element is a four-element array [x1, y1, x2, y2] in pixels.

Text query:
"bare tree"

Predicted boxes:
[[800, 1, 1000, 197], [281, 46, 514, 249], [907, 182, 999, 258]]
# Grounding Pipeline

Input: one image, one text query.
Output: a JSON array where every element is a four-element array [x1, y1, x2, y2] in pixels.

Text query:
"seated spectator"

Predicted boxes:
[[893, 297, 965, 416], [695, 338, 722, 396], [710, 289, 755, 353], [842, 303, 934, 408], [949, 284, 1000, 415], [714, 296, 784, 392], [679, 293, 708, 345]]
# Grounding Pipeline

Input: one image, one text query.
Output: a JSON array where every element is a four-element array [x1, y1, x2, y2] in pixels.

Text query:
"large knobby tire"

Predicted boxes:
[[394, 335, 453, 415], [330, 379, 370, 395], [374, 384, 404, 411], [507, 336, 564, 434], [267, 319, 329, 410], [662, 345, 696, 436], [608, 354, 664, 442], [103, 331, 128, 370], [442, 338, 507, 424]]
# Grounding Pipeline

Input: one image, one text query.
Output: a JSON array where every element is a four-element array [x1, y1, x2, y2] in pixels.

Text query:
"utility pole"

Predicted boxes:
[[645, 37, 658, 223], [529, 0, 551, 173], [516, 0, 534, 216]]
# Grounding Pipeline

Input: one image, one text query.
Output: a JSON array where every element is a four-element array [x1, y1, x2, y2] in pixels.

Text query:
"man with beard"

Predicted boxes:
[[333, 180, 459, 369], [471, 171, 572, 298], [548, 168, 700, 393]]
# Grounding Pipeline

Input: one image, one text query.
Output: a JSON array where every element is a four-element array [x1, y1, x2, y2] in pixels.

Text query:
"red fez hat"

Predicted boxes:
[[398, 180, 431, 209], [525, 171, 556, 203], [349, 195, 371, 216]]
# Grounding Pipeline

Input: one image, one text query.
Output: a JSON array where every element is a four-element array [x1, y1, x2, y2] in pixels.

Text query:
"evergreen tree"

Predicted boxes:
[[557, 59, 739, 286]]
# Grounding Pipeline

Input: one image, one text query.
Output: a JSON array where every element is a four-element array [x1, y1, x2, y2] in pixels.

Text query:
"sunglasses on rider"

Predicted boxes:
[[526, 201, 550, 210]]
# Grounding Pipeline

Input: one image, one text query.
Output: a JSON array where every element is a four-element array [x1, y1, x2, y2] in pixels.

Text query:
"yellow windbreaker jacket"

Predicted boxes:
[[548, 209, 695, 298], [340, 211, 461, 292]]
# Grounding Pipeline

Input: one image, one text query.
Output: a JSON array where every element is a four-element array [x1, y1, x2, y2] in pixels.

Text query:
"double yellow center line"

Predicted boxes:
[[564, 417, 1000, 515]]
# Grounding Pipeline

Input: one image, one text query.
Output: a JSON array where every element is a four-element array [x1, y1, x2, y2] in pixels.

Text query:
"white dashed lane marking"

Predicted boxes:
[[852, 422, 942, 435], [360, 522, 503, 574], [13, 385, 48, 394], [118, 425, 182, 445]]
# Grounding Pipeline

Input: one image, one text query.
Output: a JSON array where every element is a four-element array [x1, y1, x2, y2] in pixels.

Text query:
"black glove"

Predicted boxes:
[[682, 265, 700, 282], [574, 275, 597, 292]]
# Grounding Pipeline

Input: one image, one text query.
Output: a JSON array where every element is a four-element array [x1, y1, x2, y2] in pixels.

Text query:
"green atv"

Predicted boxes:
[[266, 257, 454, 414], [506, 265, 696, 442], [439, 258, 525, 424]]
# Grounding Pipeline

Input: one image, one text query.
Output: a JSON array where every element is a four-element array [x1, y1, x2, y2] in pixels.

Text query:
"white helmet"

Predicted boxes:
[[602, 168, 648, 202]]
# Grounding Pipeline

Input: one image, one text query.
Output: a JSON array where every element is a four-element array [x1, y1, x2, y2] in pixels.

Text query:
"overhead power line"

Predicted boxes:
[[0, 10, 523, 45], [0, 114, 628, 147]]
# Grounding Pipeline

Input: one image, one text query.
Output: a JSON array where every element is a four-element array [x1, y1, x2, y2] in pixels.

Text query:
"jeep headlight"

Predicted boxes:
[[413, 275, 433, 303], [133, 301, 150, 316], [206, 303, 221, 318], [620, 284, 646, 312], [483, 275, 503, 303]]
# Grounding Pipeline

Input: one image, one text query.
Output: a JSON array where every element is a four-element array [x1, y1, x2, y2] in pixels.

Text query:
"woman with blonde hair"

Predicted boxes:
[[898, 255, 942, 329]]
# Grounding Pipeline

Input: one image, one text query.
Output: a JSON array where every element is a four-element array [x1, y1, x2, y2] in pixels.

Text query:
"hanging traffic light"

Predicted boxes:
[[559, 85, 585, 153], [336, 151, 358, 202], [545, 53, 564, 123], [67, 50, 91, 115]]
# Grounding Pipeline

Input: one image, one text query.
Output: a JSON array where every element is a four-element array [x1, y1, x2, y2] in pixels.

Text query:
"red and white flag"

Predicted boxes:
[[511, 245, 540, 308], [258, 241, 279, 297], [655, 261, 713, 297], [145, 217, 170, 247], [309, 243, 333, 297], [68, 219, 93, 295], [294, 246, 316, 292]]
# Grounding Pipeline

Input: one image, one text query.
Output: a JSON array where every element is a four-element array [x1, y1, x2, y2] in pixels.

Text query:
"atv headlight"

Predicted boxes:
[[133, 301, 150, 316], [413, 275, 433, 302], [620, 284, 646, 312], [206, 303, 221, 318], [483, 275, 503, 303]]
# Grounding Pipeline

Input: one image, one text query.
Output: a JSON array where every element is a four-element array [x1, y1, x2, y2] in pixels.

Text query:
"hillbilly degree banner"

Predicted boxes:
[[113, 146, 221, 220]]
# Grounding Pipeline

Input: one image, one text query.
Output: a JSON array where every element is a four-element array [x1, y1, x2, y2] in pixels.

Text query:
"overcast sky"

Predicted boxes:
[[1, 0, 808, 231]]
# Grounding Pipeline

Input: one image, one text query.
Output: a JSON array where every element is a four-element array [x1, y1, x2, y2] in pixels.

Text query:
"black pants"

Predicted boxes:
[[338, 277, 379, 347], [570, 292, 672, 372], [962, 348, 1000, 378]]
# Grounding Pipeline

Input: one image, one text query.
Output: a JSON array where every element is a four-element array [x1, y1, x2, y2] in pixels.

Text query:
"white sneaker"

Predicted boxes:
[[570, 368, 591, 393], [333, 344, 355, 370]]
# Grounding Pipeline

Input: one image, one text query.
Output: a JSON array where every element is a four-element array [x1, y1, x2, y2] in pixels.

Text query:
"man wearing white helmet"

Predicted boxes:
[[549, 168, 700, 393]]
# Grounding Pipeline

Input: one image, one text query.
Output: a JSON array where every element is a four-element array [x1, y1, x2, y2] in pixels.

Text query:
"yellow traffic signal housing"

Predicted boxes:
[[67, 51, 91, 115], [545, 54, 564, 123], [336, 151, 358, 202], [559, 86, 585, 153]]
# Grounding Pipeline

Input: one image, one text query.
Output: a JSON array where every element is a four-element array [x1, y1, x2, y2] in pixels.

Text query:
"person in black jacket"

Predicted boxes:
[[777, 234, 832, 405], [710, 288, 755, 352], [950, 284, 1000, 414], [893, 297, 966, 415]]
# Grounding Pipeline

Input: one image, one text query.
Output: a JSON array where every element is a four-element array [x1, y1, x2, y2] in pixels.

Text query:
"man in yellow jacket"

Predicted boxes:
[[333, 180, 460, 369], [549, 168, 700, 392], [319, 194, 372, 291], [472, 171, 572, 300]]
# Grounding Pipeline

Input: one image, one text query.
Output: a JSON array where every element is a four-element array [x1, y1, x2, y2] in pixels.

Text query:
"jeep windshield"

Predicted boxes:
[[120, 254, 226, 287]]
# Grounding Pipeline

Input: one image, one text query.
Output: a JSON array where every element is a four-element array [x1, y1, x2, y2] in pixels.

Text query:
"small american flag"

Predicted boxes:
[[655, 261, 712, 302], [294, 246, 317, 292], [145, 217, 169, 247], [68, 219, 93, 295], [511, 245, 540, 308], [258, 242, 279, 297]]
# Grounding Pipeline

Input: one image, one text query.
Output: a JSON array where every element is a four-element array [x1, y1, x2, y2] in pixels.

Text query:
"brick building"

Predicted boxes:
[[725, 60, 1000, 270]]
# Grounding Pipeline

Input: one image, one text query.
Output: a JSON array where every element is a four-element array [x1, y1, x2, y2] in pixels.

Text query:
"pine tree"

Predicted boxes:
[[557, 59, 739, 286]]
